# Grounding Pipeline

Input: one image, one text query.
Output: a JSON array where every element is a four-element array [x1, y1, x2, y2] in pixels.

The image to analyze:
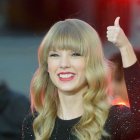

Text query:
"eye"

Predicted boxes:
[[71, 52, 82, 56], [49, 53, 59, 57]]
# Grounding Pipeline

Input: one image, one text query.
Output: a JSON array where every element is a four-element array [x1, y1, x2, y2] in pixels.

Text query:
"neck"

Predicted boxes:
[[57, 86, 88, 120]]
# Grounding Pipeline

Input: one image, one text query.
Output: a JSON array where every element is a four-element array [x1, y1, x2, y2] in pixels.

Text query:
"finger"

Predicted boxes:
[[114, 17, 120, 27], [107, 26, 114, 30]]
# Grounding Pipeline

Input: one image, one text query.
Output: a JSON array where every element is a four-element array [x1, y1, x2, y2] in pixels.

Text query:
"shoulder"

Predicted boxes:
[[107, 105, 131, 124], [22, 112, 37, 127], [109, 105, 130, 116], [22, 112, 37, 140], [105, 105, 140, 139], [105, 105, 130, 132]]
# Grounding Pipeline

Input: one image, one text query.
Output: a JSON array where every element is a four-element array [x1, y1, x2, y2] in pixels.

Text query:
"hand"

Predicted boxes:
[[106, 17, 130, 49], [107, 17, 137, 67]]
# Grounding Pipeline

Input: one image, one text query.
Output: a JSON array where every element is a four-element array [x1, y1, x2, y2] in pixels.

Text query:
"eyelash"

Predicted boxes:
[[49, 53, 59, 57], [48, 52, 82, 57], [72, 52, 82, 56]]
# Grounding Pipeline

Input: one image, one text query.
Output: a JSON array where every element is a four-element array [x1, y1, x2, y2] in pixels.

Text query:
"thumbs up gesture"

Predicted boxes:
[[107, 17, 137, 67], [107, 17, 130, 49]]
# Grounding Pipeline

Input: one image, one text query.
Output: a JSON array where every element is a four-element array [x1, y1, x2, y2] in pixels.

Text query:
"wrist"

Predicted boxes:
[[119, 45, 137, 68]]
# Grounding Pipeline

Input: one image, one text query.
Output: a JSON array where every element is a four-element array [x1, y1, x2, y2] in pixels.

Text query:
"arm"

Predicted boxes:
[[106, 17, 137, 68], [106, 17, 140, 139], [107, 16, 140, 112]]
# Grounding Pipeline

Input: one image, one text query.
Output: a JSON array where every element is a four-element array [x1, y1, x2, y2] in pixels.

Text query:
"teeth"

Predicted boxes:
[[59, 74, 74, 78]]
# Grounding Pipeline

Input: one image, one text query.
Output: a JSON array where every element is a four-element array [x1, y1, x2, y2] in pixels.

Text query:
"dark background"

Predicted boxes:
[[0, 0, 140, 97]]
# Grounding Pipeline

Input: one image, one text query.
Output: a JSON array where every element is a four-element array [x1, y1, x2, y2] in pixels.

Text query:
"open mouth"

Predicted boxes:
[[58, 73, 75, 81]]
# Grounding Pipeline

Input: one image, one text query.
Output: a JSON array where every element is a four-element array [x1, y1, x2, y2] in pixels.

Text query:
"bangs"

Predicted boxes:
[[47, 22, 88, 56]]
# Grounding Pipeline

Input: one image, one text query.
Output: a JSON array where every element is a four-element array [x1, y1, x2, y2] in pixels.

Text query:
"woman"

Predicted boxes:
[[22, 17, 140, 140]]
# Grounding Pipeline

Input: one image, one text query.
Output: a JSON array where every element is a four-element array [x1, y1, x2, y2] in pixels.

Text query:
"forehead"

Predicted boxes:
[[44, 21, 90, 57]]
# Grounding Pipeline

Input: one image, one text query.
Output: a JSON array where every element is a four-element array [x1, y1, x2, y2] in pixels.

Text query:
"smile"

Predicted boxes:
[[59, 73, 74, 78], [58, 73, 75, 81]]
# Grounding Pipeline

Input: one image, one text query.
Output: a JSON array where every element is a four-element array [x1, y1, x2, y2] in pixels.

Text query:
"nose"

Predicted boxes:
[[59, 55, 71, 69]]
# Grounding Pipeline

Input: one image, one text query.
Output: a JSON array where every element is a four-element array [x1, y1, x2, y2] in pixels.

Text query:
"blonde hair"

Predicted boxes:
[[30, 19, 111, 140]]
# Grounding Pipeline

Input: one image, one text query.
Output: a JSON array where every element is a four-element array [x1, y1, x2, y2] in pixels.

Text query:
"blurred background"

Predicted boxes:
[[0, 0, 140, 97]]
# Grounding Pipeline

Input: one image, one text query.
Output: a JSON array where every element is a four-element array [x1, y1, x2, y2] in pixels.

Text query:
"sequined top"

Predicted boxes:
[[22, 62, 140, 140]]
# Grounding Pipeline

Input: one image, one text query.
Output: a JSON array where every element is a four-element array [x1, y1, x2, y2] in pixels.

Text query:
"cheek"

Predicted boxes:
[[74, 63, 86, 82], [48, 64, 56, 73], [47, 65, 51, 73], [74, 62, 86, 73], [47, 60, 58, 73]]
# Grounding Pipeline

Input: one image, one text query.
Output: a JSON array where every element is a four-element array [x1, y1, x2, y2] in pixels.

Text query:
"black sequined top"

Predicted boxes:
[[22, 62, 140, 140]]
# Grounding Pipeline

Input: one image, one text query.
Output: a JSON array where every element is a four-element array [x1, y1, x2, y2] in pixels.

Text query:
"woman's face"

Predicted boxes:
[[47, 49, 87, 95]]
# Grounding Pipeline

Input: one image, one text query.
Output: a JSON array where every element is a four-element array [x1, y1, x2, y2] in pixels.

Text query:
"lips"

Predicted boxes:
[[57, 72, 75, 81]]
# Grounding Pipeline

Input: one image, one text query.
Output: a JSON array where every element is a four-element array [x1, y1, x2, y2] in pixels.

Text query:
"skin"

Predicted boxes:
[[46, 16, 137, 120], [111, 77, 129, 106], [47, 50, 88, 120], [107, 17, 137, 106], [107, 17, 137, 68]]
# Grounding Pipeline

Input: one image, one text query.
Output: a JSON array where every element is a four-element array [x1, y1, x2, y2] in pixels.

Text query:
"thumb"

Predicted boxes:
[[114, 17, 120, 27]]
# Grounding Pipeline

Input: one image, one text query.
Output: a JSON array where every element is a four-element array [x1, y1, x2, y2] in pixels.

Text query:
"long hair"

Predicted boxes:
[[30, 19, 111, 140]]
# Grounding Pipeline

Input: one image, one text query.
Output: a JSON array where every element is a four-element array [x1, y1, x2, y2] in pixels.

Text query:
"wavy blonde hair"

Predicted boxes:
[[30, 19, 111, 140]]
